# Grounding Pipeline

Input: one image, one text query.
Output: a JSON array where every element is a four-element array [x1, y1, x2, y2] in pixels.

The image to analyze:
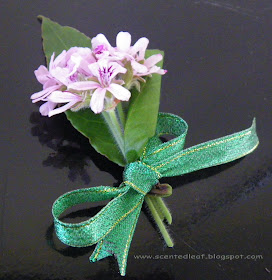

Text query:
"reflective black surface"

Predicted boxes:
[[1, 1, 272, 279]]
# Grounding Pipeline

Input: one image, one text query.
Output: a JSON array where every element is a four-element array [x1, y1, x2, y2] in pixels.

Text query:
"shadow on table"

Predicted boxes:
[[30, 111, 123, 184], [30, 111, 240, 188]]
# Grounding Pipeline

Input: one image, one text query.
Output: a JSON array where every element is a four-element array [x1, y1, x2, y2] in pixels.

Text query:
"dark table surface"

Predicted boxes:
[[1, 1, 272, 279]]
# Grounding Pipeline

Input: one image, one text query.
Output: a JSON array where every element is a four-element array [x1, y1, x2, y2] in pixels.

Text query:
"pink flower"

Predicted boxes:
[[92, 35, 112, 59], [137, 53, 167, 76], [42, 91, 83, 117], [31, 34, 167, 118], [91, 32, 166, 77], [31, 48, 95, 103], [30, 63, 61, 103], [49, 48, 95, 82], [68, 59, 131, 113], [66, 47, 95, 77]]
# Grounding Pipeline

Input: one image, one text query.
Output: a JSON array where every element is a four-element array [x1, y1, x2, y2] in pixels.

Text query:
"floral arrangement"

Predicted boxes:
[[31, 32, 166, 116], [31, 16, 259, 276]]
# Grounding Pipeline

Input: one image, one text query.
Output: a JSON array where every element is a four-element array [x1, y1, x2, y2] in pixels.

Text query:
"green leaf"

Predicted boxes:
[[39, 16, 126, 166], [65, 109, 126, 166], [124, 50, 164, 162], [38, 15, 91, 63]]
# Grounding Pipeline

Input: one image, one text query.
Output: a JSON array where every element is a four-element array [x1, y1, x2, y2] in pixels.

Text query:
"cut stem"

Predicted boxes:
[[153, 197, 172, 224], [145, 196, 174, 247], [150, 197, 164, 220]]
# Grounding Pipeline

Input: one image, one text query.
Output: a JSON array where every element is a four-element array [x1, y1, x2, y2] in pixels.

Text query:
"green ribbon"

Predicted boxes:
[[52, 113, 259, 276]]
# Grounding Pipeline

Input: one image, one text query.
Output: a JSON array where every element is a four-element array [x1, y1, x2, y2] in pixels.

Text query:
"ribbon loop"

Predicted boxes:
[[141, 112, 188, 161]]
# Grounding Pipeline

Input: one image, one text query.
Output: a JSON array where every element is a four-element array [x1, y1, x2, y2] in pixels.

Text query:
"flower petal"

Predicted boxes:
[[116, 32, 131, 52], [112, 62, 127, 74], [50, 67, 71, 85], [48, 101, 79, 117], [47, 91, 82, 103], [39, 101, 57, 116], [108, 83, 131, 101], [43, 79, 58, 89], [68, 81, 100, 90], [78, 59, 94, 76], [138, 66, 167, 76], [108, 62, 127, 81], [131, 37, 149, 60], [72, 48, 95, 75], [68, 53, 82, 76], [31, 85, 60, 102], [144, 54, 163, 68], [91, 34, 112, 50], [34, 65, 50, 84], [131, 60, 148, 74], [90, 88, 106, 114], [52, 50, 67, 68], [88, 61, 101, 78], [48, 52, 55, 72]]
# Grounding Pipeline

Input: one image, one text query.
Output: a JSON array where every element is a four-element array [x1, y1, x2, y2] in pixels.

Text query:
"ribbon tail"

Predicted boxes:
[[89, 240, 112, 261], [90, 201, 142, 276]]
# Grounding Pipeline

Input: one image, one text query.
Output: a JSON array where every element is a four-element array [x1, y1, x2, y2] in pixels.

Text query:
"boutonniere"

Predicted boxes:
[[31, 16, 259, 276]]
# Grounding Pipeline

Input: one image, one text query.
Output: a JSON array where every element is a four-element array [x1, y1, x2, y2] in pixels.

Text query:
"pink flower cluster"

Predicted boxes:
[[31, 32, 167, 116]]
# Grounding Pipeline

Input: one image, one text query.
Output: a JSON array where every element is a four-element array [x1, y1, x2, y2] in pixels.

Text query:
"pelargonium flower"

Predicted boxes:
[[68, 59, 131, 113], [40, 91, 83, 117], [30, 32, 167, 118], [91, 31, 167, 78], [30, 47, 94, 102]]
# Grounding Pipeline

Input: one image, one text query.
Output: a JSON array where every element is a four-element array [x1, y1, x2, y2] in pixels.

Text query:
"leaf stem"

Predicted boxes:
[[102, 110, 126, 162], [145, 196, 174, 247], [117, 102, 126, 129]]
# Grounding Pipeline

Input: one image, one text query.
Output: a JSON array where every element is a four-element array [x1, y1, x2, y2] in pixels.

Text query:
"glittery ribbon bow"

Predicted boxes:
[[52, 112, 259, 276]]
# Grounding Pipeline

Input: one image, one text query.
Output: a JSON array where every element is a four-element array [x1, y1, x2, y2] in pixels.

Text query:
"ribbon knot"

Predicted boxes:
[[52, 113, 259, 276], [123, 161, 160, 196]]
